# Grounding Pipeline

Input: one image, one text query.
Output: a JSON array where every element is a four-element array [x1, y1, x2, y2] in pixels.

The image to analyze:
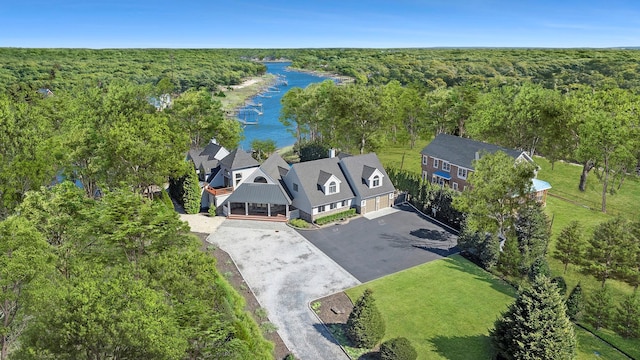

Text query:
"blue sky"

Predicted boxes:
[[1, 0, 639, 48]]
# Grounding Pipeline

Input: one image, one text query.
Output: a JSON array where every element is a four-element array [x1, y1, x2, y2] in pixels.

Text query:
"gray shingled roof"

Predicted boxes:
[[339, 153, 395, 199], [260, 152, 290, 182], [222, 183, 291, 205], [317, 170, 333, 186], [199, 142, 224, 157], [220, 149, 259, 170], [259, 152, 293, 203], [290, 157, 355, 207], [420, 133, 524, 170]]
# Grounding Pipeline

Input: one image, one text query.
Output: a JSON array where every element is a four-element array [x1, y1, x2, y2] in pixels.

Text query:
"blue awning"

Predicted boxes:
[[433, 170, 451, 180]]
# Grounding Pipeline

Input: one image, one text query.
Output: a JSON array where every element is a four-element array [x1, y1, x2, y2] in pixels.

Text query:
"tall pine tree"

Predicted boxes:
[[490, 275, 576, 360]]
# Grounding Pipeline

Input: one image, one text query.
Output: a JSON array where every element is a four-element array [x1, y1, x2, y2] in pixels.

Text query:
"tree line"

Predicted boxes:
[[280, 80, 640, 213], [0, 82, 269, 359]]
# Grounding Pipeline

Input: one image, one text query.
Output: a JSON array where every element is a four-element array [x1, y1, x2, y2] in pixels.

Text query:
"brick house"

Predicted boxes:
[[420, 134, 551, 204]]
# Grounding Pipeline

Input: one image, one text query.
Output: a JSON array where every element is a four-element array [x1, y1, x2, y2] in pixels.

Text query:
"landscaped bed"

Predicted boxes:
[[316, 254, 630, 359]]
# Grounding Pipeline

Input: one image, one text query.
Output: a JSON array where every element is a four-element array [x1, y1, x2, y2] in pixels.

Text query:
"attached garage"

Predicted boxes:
[[360, 193, 393, 214]]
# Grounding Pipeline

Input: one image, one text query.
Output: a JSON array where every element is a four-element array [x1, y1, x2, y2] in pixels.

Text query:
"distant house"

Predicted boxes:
[[420, 134, 551, 205], [187, 143, 396, 222]]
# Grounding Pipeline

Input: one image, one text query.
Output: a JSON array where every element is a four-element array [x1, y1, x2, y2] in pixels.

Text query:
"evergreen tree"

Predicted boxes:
[[490, 276, 576, 360], [551, 276, 567, 296], [583, 217, 633, 287], [183, 166, 201, 214], [584, 286, 613, 330], [553, 221, 586, 274], [380, 337, 417, 360], [528, 257, 551, 282], [566, 284, 583, 321], [346, 289, 386, 348], [498, 236, 521, 278], [614, 293, 640, 339], [515, 202, 551, 271], [457, 222, 499, 270]]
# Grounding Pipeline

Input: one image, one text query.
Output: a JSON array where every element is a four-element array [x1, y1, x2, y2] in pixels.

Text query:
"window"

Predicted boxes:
[[422, 156, 427, 165], [293, 183, 298, 192], [457, 168, 467, 179], [361, 200, 366, 207], [341, 200, 347, 207], [433, 158, 439, 168], [431, 175, 437, 184], [422, 171, 428, 180], [328, 181, 337, 194], [330, 202, 337, 210], [372, 175, 380, 187], [318, 205, 325, 213], [442, 162, 451, 171], [452, 182, 459, 191], [235, 173, 242, 186], [254, 176, 267, 183]]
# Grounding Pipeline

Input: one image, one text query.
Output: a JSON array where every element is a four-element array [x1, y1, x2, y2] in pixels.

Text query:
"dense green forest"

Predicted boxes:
[[2, 47, 640, 358], [0, 80, 271, 359], [287, 48, 640, 90], [0, 48, 267, 93]]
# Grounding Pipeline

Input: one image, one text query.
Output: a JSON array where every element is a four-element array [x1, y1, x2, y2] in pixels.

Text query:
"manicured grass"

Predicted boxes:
[[345, 255, 516, 360], [574, 326, 629, 360]]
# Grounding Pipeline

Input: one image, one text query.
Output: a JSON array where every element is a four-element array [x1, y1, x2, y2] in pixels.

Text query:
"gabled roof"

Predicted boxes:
[[200, 159, 219, 173], [199, 142, 225, 158], [317, 170, 335, 186], [259, 153, 293, 202], [339, 153, 395, 199], [222, 183, 291, 206], [421, 133, 524, 170], [220, 149, 259, 171], [260, 152, 290, 182], [289, 157, 355, 207]]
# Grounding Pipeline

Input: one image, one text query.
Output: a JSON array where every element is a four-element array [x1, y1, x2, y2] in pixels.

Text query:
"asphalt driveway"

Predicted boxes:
[[298, 204, 459, 282], [206, 220, 360, 360]]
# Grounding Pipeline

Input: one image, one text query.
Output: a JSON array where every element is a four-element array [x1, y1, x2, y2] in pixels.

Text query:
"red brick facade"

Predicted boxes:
[[421, 155, 471, 191]]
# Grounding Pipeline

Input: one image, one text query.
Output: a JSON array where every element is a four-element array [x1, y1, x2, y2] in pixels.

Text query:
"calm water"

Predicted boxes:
[[239, 62, 327, 149]]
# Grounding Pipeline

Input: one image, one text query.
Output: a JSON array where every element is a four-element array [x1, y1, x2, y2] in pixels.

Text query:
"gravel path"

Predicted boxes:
[[206, 220, 361, 360]]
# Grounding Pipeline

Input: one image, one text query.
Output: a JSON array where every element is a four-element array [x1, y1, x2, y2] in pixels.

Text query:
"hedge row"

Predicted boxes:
[[315, 209, 357, 226]]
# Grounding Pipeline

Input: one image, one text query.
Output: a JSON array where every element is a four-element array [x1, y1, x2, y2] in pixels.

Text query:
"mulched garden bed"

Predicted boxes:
[[193, 232, 290, 360]]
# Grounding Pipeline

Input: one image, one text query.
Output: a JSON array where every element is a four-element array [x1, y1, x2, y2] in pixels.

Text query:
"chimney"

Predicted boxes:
[[329, 148, 336, 158], [475, 151, 480, 161]]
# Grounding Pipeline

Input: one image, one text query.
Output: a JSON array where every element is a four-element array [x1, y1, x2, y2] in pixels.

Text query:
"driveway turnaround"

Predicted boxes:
[[298, 204, 459, 282], [206, 220, 360, 360]]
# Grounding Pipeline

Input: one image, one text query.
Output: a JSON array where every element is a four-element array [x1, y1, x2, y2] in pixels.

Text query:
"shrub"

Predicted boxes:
[[283, 354, 296, 360], [380, 337, 417, 360], [315, 209, 357, 226], [155, 188, 174, 210], [208, 205, 217, 217], [346, 289, 385, 348], [289, 218, 310, 228]]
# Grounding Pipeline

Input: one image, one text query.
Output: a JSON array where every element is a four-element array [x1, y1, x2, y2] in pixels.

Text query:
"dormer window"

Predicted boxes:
[[363, 166, 384, 189], [328, 181, 337, 194]]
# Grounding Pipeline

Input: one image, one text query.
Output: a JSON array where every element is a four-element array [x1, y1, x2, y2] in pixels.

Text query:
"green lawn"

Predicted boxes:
[[345, 255, 516, 360], [342, 255, 630, 360], [373, 142, 640, 358]]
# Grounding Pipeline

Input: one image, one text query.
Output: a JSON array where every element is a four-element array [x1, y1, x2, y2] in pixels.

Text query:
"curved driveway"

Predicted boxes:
[[206, 220, 360, 360]]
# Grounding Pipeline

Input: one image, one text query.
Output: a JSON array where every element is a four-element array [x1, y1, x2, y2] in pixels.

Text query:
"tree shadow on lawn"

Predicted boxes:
[[441, 257, 516, 299], [430, 334, 493, 360]]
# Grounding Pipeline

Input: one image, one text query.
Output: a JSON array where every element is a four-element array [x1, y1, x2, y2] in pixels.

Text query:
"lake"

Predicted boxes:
[[239, 62, 328, 150]]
